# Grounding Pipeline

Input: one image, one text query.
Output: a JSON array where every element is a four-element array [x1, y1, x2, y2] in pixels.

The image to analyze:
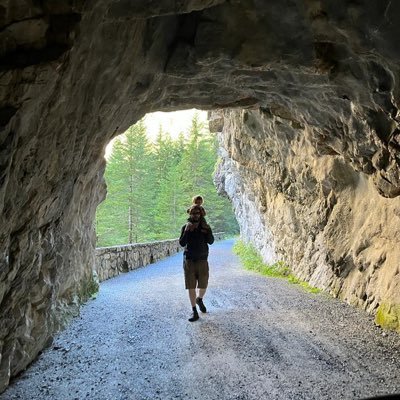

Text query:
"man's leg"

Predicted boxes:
[[188, 288, 197, 307], [184, 259, 199, 322], [188, 288, 199, 322], [196, 260, 209, 313], [196, 290, 207, 313]]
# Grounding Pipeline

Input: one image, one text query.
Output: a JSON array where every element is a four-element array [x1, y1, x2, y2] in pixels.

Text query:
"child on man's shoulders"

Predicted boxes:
[[187, 195, 210, 232]]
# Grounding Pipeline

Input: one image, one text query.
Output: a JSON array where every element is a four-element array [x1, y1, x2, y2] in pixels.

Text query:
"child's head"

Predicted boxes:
[[192, 195, 203, 206]]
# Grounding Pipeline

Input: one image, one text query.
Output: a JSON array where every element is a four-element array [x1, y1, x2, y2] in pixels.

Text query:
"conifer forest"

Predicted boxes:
[[96, 114, 239, 247]]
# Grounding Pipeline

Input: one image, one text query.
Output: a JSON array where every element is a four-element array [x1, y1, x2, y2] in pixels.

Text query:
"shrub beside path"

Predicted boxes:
[[2, 239, 400, 400]]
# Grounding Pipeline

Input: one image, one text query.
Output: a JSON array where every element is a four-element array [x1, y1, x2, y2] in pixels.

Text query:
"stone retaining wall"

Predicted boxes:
[[95, 233, 225, 282]]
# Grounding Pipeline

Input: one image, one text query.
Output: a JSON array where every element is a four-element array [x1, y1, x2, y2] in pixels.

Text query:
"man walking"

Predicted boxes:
[[179, 205, 214, 322]]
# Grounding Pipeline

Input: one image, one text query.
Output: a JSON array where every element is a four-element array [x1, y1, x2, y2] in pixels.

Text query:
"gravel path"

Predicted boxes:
[[2, 239, 400, 400]]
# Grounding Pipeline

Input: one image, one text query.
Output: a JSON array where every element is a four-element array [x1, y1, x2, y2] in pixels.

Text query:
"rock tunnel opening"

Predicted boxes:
[[95, 109, 239, 249]]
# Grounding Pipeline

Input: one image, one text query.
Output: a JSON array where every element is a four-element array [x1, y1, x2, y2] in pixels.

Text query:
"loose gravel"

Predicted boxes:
[[2, 239, 400, 400]]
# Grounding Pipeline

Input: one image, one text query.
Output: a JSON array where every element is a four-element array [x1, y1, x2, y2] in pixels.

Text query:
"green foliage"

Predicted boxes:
[[233, 240, 321, 294], [96, 121, 154, 246], [375, 303, 400, 333], [96, 113, 239, 246]]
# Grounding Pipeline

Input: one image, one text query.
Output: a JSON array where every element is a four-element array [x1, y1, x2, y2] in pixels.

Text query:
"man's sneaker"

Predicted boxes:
[[188, 309, 199, 322], [196, 297, 207, 313]]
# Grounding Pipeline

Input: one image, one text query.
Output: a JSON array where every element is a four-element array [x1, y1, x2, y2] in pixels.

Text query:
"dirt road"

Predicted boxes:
[[2, 239, 400, 400]]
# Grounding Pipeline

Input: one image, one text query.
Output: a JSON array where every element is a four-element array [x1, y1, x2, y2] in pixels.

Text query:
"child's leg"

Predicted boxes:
[[200, 216, 209, 229]]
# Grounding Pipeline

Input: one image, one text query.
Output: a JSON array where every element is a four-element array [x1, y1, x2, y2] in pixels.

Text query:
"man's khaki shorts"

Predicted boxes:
[[183, 259, 209, 289]]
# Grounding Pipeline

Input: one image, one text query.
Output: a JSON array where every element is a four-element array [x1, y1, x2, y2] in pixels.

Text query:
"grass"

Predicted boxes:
[[233, 239, 321, 294]]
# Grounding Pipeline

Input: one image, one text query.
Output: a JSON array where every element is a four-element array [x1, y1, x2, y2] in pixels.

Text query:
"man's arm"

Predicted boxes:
[[204, 227, 214, 245], [179, 225, 189, 247]]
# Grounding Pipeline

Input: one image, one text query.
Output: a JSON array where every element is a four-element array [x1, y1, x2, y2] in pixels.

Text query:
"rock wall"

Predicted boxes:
[[1, 0, 400, 392], [96, 240, 181, 282], [95, 232, 225, 281], [214, 108, 400, 332]]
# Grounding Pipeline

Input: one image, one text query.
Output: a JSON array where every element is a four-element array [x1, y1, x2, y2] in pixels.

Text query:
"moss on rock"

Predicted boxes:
[[79, 272, 99, 302], [375, 303, 400, 333]]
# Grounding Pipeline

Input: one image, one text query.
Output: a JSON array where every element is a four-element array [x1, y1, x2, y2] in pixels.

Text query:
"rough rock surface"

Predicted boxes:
[[1, 0, 400, 392], [214, 108, 400, 330]]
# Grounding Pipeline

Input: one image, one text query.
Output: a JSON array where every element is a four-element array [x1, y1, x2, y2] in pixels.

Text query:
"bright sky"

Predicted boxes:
[[105, 109, 208, 158], [143, 109, 208, 141]]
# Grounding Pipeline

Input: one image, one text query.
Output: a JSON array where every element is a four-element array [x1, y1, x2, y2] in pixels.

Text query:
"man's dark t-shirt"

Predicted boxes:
[[179, 224, 214, 261]]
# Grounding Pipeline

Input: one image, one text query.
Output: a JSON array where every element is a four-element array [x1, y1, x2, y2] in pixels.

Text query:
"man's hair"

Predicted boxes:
[[192, 195, 203, 204], [188, 205, 202, 214]]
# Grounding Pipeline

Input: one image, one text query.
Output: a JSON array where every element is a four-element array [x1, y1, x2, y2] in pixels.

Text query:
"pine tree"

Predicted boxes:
[[123, 120, 153, 242], [96, 120, 154, 245], [96, 138, 130, 246], [154, 164, 186, 239], [176, 114, 238, 235], [153, 129, 187, 238]]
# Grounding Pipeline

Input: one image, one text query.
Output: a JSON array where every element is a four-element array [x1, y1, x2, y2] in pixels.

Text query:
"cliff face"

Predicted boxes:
[[1, 0, 400, 391], [214, 108, 400, 326]]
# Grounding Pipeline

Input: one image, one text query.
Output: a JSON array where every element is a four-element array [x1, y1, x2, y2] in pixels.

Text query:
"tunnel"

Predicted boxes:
[[1, 0, 400, 392]]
